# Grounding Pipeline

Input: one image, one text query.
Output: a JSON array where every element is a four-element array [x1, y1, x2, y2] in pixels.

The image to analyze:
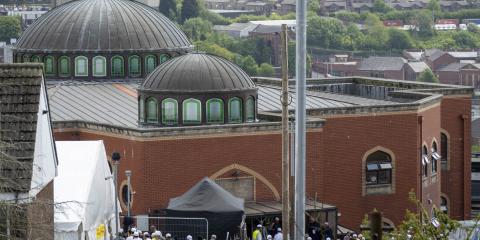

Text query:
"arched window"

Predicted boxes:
[[160, 54, 170, 64], [162, 98, 178, 125], [422, 146, 429, 178], [365, 150, 392, 185], [111, 56, 124, 77], [58, 56, 70, 76], [139, 97, 145, 123], [31, 55, 40, 62], [207, 98, 224, 123], [92, 56, 106, 77], [75, 56, 88, 76], [246, 96, 255, 122], [145, 55, 157, 74], [183, 98, 201, 124], [145, 97, 158, 123], [228, 97, 242, 123], [22, 55, 30, 63], [129, 55, 141, 77], [441, 132, 448, 169], [431, 141, 440, 174], [44, 56, 55, 75]]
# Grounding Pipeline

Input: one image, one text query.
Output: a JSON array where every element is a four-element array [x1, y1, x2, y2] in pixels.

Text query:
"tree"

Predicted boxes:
[[467, 23, 480, 33], [453, 31, 480, 49], [418, 69, 439, 83], [307, 15, 346, 49], [372, 0, 392, 13], [257, 63, 274, 77], [159, 0, 177, 20], [388, 28, 414, 49], [412, 10, 435, 37], [428, 0, 441, 13], [0, 16, 21, 42], [253, 38, 273, 64], [234, 55, 258, 76], [194, 41, 235, 60], [287, 42, 312, 77], [182, 17, 212, 41], [363, 13, 389, 50], [180, 0, 200, 23]]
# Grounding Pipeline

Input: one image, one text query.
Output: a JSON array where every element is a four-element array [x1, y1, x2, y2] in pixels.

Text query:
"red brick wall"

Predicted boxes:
[[437, 71, 460, 85]]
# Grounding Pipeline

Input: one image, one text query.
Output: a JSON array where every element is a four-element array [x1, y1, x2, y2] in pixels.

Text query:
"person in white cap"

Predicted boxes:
[[165, 233, 172, 240], [209, 234, 217, 240], [306, 237, 312, 240], [186, 235, 193, 240], [144, 232, 152, 240], [253, 224, 263, 240], [267, 235, 272, 240], [132, 231, 141, 240], [274, 228, 283, 240]]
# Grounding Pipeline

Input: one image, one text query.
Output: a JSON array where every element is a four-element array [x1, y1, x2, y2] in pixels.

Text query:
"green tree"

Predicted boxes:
[[159, 0, 177, 20], [257, 63, 275, 77], [287, 42, 312, 77], [253, 38, 273, 64], [234, 55, 258, 76], [0, 16, 21, 42], [363, 13, 389, 50], [428, 0, 441, 13], [467, 23, 480, 33], [307, 15, 346, 49], [412, 10, 435, 37], [453, 31, 480, 49], [418, 69, 439, 83], [181, 0, 200, 23], [182, 17, 212, 41], [372, 0, 392, 13], [194, 41, 235, 60], [334, 11, 361, 23], [388, 28, 414, 49]]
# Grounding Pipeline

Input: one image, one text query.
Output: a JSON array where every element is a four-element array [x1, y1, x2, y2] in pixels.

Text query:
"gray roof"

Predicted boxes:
[[407, 61, 430, 73], [357, 57, 407, 71], [448, 51, 478, 59], [427, 49, 446, 61], [436, 62, 467, 72], [251, 24, 281, 34], [15, 0, 192, 52], [214, 22, 255, 32], [141, 53, 256, 92], [0, 64, 43, 192]]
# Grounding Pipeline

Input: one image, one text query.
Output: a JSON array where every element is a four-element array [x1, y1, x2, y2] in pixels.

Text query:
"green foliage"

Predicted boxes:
[[372, 0, 393, 13], [258, 63, 275, 77], [159, 0, 177, 20], [334, 11, 361, 23], [234, 55, 258, 76], [194, 41, 235, 60], [467, 23, 480, 33], [307, 0, 320, 14], [288, 41, 312, 77], [0, 16, 21, 42], [182, 17, 212, 41], [453, 31, 480, 49], [253, 38, 273, 64], [413, 10, 435, 37], [428, 0, 441, 12], [388, 28, 414, 49], [364, 13, 389, 50], [230, 12, 295, 23], [180, 0, 200, 23], [307, 16, 347, 49], [199, 8, 231, 25], [418, 69, 439, 83]]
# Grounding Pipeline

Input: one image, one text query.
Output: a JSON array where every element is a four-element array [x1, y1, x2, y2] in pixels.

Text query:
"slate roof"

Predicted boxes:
[[0, 64, 43, 192], [141, 53, 256, 92], [15, 0, 192, 52], [427, 49, 446, 61], [357, 57, 407, 71], [448, 51, 478, 59], [436, 62, 467, 72], [407, 62, 430, 73]]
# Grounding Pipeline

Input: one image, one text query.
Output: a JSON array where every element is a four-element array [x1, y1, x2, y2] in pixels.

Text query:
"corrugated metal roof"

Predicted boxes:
[[407, 61, 430, 73], [357, 57, 407, 71]]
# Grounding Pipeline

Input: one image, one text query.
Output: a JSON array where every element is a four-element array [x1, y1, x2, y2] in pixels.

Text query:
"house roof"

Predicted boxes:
[[448, 51, 478, 59], [407, 61, 430, 73], [428, 50, 447, 62], [436, 62, 468, 72], [357, 57, 407, 71], [0, 63, 43, 193]]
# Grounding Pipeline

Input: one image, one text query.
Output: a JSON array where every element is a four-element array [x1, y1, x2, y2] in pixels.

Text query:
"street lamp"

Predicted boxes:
[[125, 170, 132, 217], [112, 152, 121, 237]]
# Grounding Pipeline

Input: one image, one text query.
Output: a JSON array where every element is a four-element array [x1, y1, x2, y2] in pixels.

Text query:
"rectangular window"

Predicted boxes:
[[185, 102, 200, 122], [94, 59, 104, 76]]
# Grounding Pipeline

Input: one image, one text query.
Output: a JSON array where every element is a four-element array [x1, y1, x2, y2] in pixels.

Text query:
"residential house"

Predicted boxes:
[[278, 0, 295, 14], [213, 22, 257, 37], [324, 1, 347, 13], [355, 56, 407, 80], [425, 49, 457, 71], [404, 61, 430, 81]]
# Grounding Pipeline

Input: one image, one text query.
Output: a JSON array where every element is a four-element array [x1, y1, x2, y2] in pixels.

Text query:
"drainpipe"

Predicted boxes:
[[462, 114, 471, 219], [418, 116, 424, 220]]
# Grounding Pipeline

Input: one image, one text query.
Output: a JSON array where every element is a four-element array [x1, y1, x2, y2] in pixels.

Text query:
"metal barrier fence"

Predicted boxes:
[[120, 216, 208, 239]]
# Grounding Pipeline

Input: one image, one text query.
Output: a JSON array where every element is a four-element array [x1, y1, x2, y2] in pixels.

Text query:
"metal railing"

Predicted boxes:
[[120, 216, 208, 239]]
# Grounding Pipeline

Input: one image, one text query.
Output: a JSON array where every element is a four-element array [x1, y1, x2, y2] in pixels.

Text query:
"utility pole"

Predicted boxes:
[[112, 152, 121, 238], [125, 170, 132, 217], [295, 0, 307, 236], [280, 23, 290, 240]]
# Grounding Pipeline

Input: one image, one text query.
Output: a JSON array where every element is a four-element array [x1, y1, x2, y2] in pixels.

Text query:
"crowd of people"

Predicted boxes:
[[117, 225, 218, 240]]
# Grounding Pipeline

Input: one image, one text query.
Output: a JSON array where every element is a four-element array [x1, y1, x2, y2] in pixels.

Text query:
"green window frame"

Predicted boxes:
[[246, 96, 255, 122], [139, 97, 145, 123], [31, 55, 41, 62], [16, 54, 22, 63], [111, 56, 124, 77], [228, 97, 243, 123], [23, 55, 30, 63], [44, 56, 55, 75], [129, 55, 141, 77], [162, 98, 178, 125], [92, 56, 106, 77], [58, 56, 71, 76], [206, 98, 224, 123], [145, 55, 157, 75], [75, 56, 88, 76], [160, 54, 170, 64], [146, 97, 158, 123], [183, 98, 201, 124]]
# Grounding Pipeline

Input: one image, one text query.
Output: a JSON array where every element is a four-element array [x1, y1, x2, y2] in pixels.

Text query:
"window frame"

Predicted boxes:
[[145, 97, 159, 123], [111, 56, 124, 77], [128, 55, 141, 77], [365, 152, 393, 186], [228, 97, 243, 123], [31, 55, 41, 63], [422, 145, 429, 178], [183, 98, 202, 124], [58, 56, 71, 77], [206, 98, 224, 124], [246, 96, 256, 122], [139, 97, 145, 123], [441, 132, 449, 170], [431, 141, 439, 174], [44, 56, 55, 75], [144, 55, 157, 75], [160, 54, 170, 64], [162, 98, 178, 125], [74, 56, 89, 77], [92, 56, 107, 77]]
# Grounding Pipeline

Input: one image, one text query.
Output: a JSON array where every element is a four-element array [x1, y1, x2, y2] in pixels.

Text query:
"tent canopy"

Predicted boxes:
[[54, 141, 117, 240], [167, 177, 244, 213]]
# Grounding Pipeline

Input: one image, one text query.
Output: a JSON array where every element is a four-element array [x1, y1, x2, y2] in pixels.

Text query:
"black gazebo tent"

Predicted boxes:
[[166, 177, 245, 240]]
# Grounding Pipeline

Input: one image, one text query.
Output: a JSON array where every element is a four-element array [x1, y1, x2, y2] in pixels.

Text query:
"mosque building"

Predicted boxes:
[[12, 0, 473, 233]]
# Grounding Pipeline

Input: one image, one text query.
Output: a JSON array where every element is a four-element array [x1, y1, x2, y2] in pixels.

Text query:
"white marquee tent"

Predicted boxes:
[[54, 141, 118, 240]]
